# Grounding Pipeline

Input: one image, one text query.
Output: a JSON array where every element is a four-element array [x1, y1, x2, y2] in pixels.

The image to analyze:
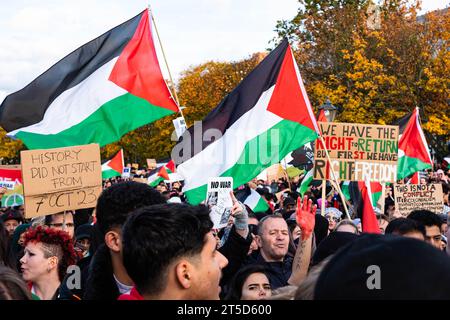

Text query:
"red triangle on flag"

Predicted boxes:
[[109, 10, 178, 112], [108, 149, 124, 174], [361, 183, 381, 234], [317, 109, 327, 122], [158, 166, 170, 181], [266, 45, 318, 133], [166, 160, 176, 173], [399, 108, 432, 165]]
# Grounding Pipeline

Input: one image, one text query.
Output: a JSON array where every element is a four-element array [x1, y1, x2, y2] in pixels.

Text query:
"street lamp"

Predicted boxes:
[[319, 98, 338, 122]]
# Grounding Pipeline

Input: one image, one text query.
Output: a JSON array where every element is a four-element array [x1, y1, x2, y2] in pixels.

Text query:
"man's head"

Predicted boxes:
[[122, 203, 228, 300], [385, 218, 426, 240], [256, 215, 289, 262], [408, 210, 442, 249], [378, 214, 389, 234], [1, 208, 24, 237], [44, 211, 75, 239], [95, 181, 166, 254]]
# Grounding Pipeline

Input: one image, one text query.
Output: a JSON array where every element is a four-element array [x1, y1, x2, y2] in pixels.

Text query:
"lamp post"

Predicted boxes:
[[318, 98, 338, 216], [318, 98, 338, 122]]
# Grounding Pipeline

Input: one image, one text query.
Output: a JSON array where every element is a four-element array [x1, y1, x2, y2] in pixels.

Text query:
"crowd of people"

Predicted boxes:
[[0, 164, 449, 300]]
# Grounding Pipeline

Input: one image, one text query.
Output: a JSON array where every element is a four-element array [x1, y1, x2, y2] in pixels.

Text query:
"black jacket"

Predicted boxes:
[[83, 244, 120, 300], [219, 226, 252, 290], [243, 253, 293, 290]]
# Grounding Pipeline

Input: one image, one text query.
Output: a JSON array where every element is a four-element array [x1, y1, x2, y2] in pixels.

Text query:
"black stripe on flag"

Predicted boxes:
[[0, 11, 144, 132], [175, 39, 289, 163]]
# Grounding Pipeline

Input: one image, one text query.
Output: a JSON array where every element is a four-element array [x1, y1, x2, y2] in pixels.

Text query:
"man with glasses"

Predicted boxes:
[[44, 211, 75, 239]]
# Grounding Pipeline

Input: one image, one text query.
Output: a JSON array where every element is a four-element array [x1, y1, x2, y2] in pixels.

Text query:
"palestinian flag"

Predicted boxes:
[[243, 189, 270, 213], [101, 149, 124, 179], [343, 181, 383, 210], [173, 39, 319, 204], [396, 108, 432, 180], [148, 160, 175, 187], [361, 180, 381, 234], [298, 168, 314, 196], [444, 156, 450, 169], [0, 10, 178, 149]]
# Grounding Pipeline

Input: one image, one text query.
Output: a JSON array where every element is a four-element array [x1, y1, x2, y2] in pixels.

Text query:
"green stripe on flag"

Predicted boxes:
[[185, 119, 317, 204], [298, 168, 313, 196], [397, 155, 432, 180]]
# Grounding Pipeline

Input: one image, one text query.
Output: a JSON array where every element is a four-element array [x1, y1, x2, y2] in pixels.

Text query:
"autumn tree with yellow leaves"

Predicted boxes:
[[273, 0, 449, 157]]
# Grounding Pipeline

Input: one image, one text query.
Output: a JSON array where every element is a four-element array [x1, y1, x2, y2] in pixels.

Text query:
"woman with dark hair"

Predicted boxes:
[[20, 226, 77, 300], [0, 266, 32, 300], [224, 264, 272, 300], [0, 222, 14, 268]]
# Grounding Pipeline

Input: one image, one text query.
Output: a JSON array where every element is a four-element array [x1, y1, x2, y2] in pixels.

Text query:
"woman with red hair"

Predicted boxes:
[[20, 226, 77, 300]]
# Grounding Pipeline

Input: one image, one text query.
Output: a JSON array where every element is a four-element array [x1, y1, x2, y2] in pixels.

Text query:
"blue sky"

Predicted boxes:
[[0, 0, 447, 103]]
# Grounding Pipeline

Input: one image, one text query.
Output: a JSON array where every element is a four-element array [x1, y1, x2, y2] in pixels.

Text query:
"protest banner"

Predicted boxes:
[[172, 117, 187, 140], [0, 165, 24, 207], [146, 158, 157, 169], [132, 177, 149, 184], [394, 184, 444, 217], [314, 122, 399, 183], [266, 163, 285, 183], [206, 177, 233, 229], [20, 144, 102, 218]]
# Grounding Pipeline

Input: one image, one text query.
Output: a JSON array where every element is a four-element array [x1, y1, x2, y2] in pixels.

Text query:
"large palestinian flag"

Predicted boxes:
[[396, 108, 432, 180], [101, 149, 124, 179], [0, 10, 178, 149], [173, 39, 319, 204]]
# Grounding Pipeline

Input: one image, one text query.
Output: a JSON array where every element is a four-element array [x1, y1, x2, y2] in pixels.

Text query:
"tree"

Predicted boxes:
[[273, 0, 449, 158]]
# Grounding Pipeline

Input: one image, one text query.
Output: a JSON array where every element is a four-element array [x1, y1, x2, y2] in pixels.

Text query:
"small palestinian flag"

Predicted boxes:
[[148, 160, 175, 187], [342, 181, 382, 210], [174, 39, 319, 204], [361, 180, 381, 234], [244, 189, 270, 213], [298, 168, 314, 196], [396, 108, 432, 180], [0, 10, 178, 149], [101, 149, 124, 179]]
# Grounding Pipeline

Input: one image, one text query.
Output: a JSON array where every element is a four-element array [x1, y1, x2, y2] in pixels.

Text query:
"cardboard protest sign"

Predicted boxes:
[[20, 144, 102, 218], [146, 159, 157, 169], [394, 184, 444, 217], [0, 165, 24, 207], [266, 164, 285, 182], [206, 177, 233, 229], [314, 122, 399, 183]]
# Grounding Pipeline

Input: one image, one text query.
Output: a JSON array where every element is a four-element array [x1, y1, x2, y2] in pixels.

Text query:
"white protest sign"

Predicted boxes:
[[122, 167, 131, 178], [173, 117, 187, 139], [206, 177, 233, 229]]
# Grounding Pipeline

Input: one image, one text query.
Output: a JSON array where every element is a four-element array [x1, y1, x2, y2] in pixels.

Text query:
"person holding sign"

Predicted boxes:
[[20, 226, 77, 300]]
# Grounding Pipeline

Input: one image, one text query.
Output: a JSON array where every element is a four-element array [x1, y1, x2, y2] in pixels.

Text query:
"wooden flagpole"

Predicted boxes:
[[148, 6, 187, 123]]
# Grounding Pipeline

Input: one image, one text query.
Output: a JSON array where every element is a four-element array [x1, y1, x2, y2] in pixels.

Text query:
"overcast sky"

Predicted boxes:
[[0, 0, 447, 103]]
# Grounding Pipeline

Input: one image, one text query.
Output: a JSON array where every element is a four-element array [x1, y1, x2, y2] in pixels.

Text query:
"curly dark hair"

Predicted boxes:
[[23, 226, 77, 281]]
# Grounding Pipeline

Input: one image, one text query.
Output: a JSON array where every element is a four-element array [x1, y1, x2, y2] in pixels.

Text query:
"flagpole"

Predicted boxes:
[[318, 135, 351, 220], [321, 180, 326, 216], [282, 158, 292, 190], [148, 6, 187, 123]]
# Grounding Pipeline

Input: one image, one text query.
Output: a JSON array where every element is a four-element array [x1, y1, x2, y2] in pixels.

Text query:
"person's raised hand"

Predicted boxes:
[[230, 191, 248, 230], [295, 195, 317, 240]]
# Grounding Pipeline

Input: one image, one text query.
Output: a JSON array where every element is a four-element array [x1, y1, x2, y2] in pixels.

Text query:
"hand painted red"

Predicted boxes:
[[295, 195, 317, 240]]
